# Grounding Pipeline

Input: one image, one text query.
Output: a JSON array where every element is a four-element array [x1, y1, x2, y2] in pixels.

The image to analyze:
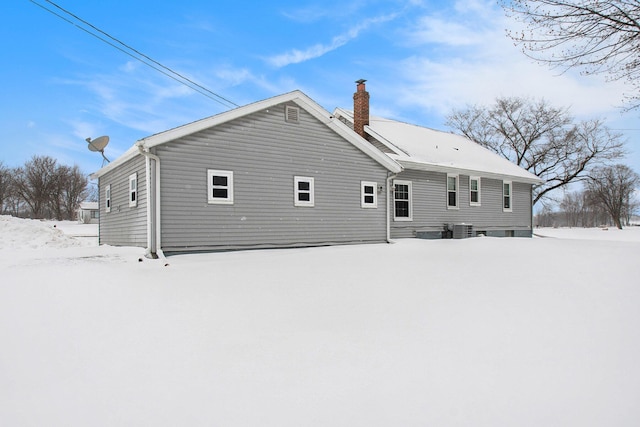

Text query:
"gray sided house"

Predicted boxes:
[[91, 90, 402, 255], [336, 81, 542, 240], [91, 83, 541, 255]]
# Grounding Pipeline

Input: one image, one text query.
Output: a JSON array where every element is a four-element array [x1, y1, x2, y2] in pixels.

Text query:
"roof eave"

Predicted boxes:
[[397, 159, 543, 184], [92, 91, 403, 178], [89, 144, 141, 179]]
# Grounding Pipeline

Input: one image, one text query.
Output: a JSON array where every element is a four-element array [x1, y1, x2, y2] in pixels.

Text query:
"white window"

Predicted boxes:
[[207, 170, 234, 204], [503, 181, 512, 212], [393, 180, 412, 221], [105, 184, 111, 213], [128, 173, 137, 207], [294, 176, 314, 207], [447, 174, 459, 209], [361, 181, 377, 208], [469, 176, 481, 206]]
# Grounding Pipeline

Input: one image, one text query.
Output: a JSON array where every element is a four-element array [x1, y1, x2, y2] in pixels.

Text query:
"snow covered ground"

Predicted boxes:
[[1, 216, 639, 427]]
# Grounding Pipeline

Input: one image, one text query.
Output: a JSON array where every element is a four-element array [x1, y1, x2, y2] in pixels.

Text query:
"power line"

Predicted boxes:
[[29, 0, 239, 109]]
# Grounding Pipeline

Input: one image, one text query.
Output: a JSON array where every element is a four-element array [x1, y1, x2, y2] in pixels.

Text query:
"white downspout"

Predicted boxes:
[[137, 143, 163, 258], [386, 173, 397, 243]]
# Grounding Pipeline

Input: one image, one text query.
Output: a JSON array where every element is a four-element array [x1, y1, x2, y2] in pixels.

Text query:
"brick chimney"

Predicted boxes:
[[353, 79, 369, 139]]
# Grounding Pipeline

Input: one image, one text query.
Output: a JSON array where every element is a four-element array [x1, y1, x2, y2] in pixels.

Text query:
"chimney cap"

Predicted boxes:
[[355, 79, 367, 84]]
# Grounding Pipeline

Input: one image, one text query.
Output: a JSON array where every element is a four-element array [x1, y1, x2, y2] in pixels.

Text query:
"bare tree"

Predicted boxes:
[[13, 156, 59, 218], [0, 161, 10, 214], [560, 191, 584, 227], [61, 165, 89, 220], [446, 97, 625, 205], [586, 164, 640, 229], [502, 0, 640, 109]]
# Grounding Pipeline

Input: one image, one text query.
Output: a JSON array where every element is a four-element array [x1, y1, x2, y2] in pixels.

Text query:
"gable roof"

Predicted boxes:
[[91, 91, 402, 179], [334, 108, 542, 184]]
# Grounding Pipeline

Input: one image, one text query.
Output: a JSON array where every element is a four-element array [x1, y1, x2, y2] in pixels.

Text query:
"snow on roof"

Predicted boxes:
[[334, 108, 542, 184], [79, 202, 98, 210]]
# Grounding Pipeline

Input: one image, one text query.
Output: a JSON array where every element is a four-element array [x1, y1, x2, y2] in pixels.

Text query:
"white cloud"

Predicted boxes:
[[394, 2, 630, 120], [266, 14, 398, 68], [69, 120, 101, 141], [406, 15, 488, 46]]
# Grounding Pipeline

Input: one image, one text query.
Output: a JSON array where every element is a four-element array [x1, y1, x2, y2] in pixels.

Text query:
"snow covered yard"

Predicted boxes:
[[1, 216, 639, 427]]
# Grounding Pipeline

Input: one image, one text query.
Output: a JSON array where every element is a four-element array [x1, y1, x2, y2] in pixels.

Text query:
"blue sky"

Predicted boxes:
[[3, 0, 639, 181]]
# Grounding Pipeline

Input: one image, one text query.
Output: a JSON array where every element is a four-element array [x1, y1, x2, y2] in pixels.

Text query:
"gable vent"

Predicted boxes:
[[285, 105, 300, 123]]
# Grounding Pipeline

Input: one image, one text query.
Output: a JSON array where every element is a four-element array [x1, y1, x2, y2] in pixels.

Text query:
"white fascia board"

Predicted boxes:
[[397, 159, 543, 185], [139, 91, 307, 150], [333, 107, 353, 121], [92, 91, 308, 179], [93, 91, 402, 178], [296, 99, 402, 173], [89, 144, 141, 179], [330, 108, 403, 172]]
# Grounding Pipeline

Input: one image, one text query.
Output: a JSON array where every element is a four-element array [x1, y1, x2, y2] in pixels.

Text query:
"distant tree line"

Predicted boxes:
[[447, 96, 640, 229], [536, 165, 640, 229], [0, 155, 93, 220]]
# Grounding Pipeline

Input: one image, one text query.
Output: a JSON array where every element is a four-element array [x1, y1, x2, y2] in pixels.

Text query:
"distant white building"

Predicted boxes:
[[77, 202, 99, 224]]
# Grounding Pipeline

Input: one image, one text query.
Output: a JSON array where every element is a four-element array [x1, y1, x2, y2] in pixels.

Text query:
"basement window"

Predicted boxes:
[[294, 176, 314, 207], [285, 105, 300, 123], [105, 184, 111, 213], [361, 181, 377, 208], [129, 173, 137, 207], [208, 170, 234, 204]]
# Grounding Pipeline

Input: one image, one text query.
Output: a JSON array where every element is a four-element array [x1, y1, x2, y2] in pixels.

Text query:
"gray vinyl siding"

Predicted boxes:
[[97, 156, 147, 247], [391, 169, 533, 238], [156, 101, 390, 252]]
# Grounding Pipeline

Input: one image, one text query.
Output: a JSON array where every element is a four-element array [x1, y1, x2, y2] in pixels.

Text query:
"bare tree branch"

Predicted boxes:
[[446, 96, 626, 205], [502, 0, 640, 110]]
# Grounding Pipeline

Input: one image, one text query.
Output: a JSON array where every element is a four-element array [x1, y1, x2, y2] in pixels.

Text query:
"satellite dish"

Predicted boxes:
[[86, 135, 109, 152], [86, 135, 111, 165]]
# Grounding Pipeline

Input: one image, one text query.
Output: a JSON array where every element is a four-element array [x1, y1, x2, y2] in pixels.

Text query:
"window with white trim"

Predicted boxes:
[[503, 181, 512, 212], [105, 184, 111, 213], [361, 181, 377, 208], [207, 170, 234, 204], [294, 176, 314, 207], [393, 180, 412, 221], [129, 173, 137, 207], [447, 174, 459, 209], [469, 176, 481, 206]]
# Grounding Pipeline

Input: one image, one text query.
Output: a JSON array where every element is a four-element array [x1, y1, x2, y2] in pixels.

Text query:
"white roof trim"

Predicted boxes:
[[334, 107, 542, 184], [90, 144, 140, 179], [91, 91, 402, 179], [395, 159, 543, 184]]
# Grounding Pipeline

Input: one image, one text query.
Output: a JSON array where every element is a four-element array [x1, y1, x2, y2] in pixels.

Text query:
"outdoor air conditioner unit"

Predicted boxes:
[[452, 223, 473, 239]]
